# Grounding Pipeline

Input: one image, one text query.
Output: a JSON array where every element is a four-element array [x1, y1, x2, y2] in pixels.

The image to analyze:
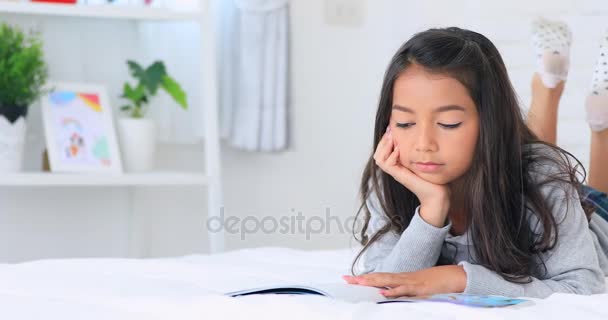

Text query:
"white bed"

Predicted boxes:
[[0, 247, 606, 319]]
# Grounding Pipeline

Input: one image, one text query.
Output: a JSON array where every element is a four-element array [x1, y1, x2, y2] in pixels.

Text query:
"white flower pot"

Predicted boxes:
[[0, 116, 26, 172], [118, 118, 157, 172]]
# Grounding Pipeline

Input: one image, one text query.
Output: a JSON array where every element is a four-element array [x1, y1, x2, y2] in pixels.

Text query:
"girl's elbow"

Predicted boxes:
[[566, 277, 607, 295], [584, 270, 608, 295], [586, 281, 607, 295], [573, 283, 606, 295]]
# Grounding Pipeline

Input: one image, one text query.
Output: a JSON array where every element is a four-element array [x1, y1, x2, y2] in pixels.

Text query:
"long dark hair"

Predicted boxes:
[[351, 27, 594, 283]]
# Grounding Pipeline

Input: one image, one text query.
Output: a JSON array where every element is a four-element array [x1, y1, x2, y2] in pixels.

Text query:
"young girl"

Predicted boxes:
[[342, 19, 608, 299]]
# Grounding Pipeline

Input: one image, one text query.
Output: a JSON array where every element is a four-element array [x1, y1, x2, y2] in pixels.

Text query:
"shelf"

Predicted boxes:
[[0, 2, 203, 20], [0, 171, 209, 186]]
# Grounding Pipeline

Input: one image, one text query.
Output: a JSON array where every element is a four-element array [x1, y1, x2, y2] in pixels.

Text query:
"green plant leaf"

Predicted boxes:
[[0, 23, 48, 109], [121, 60, 188, 117], [121, 82, 134, 99], [127, 60, 146, 81], [127, 60, 167, 95], [121, 82, 146, 104], [143, 61, 167, 95], [161, 75, 188, 109]]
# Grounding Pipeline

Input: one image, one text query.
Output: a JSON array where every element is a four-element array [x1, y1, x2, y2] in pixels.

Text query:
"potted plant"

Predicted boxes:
[[0, 23, 48, 172], [118, 60, 187, 172]]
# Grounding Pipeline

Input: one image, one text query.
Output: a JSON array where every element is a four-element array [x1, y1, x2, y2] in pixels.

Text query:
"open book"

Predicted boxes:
[[225, 282, 531, 308]]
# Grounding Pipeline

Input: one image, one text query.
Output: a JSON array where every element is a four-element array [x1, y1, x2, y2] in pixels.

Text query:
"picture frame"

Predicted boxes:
[[41, 82, 123, 173]]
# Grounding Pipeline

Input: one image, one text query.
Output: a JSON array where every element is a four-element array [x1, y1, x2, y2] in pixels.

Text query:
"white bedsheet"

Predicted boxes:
[[0, 246, 606, 319]]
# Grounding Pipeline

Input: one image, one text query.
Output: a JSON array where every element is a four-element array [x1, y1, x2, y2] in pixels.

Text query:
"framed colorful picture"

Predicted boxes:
[[41, 82, 123, 173]]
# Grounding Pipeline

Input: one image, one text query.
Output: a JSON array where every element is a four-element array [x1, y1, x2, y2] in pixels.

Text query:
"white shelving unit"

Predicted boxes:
[[0, 2, 202, 20], [0, 0, 225, 255], [0, 172, 210, 186]]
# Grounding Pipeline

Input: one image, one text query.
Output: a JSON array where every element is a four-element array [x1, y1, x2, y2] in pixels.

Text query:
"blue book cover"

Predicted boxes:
[[379, 293, 530, 307]]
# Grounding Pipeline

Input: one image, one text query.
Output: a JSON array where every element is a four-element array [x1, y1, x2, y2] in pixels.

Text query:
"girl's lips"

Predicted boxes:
[[413, 162, 444, 173]]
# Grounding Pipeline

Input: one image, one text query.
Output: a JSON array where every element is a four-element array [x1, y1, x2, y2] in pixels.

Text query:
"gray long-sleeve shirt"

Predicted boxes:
[[360, 146, 608, 298]]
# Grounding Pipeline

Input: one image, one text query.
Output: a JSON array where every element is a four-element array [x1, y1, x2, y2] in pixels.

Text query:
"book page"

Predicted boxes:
[[288, 283, 388, 303], [226, 282, 388, 303]]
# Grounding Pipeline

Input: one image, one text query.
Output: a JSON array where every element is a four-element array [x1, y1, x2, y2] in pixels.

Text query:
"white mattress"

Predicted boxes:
[[0, 246, 606, 319]]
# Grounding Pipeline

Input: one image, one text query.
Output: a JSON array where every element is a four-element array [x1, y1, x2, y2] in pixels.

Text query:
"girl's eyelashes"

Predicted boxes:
[[395, 122, 463, 129], [395, 122, 414, 128], [438, 122, 462, 129]]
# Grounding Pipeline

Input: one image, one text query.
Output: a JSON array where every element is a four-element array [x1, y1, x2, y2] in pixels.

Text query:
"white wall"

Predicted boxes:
[[220, 0, 608, 251], [1, 0, 607, 262]]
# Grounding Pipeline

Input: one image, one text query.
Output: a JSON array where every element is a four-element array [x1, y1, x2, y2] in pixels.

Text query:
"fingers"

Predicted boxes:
[[379, 284, 417, 298], [372, 126, 417, 190], [375, 125, 391, 151], [374, 125, 397, 172], [371, 125, 443, 198], [341, 275, 358, 284], [373, 127, 392, 161], [389, 163, 420, 190], [349, 272, 404, 288], [385, 141, 399, 166], [342, 273, 420, 298]]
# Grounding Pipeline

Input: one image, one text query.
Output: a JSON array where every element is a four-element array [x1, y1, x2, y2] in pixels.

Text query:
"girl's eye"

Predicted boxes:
[[438, 122, 462, 129], [396, 122, 462, 129], [395, 122, 414, 128]]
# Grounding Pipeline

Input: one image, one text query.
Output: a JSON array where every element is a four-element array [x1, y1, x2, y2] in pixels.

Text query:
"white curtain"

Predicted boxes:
[[217, 0, 290, 152]]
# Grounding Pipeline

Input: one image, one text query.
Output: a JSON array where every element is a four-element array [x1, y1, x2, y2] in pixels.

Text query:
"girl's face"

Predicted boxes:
[[390, 64, 479, 185]]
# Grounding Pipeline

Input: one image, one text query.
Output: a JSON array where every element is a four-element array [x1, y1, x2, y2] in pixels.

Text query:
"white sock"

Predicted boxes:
[[531, 17, 572, 88], [586, 29, 608, 132]]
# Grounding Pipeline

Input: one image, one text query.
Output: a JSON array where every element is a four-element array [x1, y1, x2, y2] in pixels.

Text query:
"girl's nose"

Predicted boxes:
[[414, 126, 438, 152]]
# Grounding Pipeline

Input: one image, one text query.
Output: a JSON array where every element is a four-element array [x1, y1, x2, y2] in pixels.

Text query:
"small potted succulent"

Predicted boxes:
[[0, 23, 48, 172], [118, 60, 187, 172]]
